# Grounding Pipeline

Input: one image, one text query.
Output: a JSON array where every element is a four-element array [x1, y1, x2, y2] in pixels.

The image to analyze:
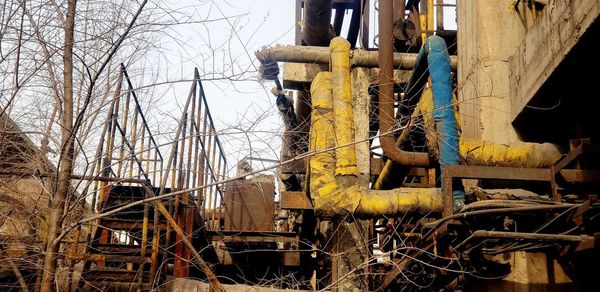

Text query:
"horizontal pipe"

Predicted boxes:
[[421, 204, 581, 245], [255, 45, 458, 70], [471, 230, 588, 242], [356, 188, 443, 215], [454, 230, 591, 251], [417, 85, 562, 168]]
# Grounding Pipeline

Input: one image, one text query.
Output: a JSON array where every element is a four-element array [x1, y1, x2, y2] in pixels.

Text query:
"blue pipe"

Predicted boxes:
[[418, 36, 463, 212]]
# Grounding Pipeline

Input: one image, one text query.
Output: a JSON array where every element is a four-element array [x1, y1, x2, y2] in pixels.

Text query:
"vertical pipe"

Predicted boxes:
[[419, 1, 427, 44], [302, 0, 334, 46], [436, 0, 444, 32], [192, 93, 202, 206], [150, 136, 156, 184], [138, 120, 146, 178], [149, 215, 160, 288], [379, 0, 430, 167], [205, 129, 214, 227], [347, 0, 362, 48], [187, 88, 196, 190], [173, 110, 188, 276], [200, 108, 209, 219], [215, 155, 223, 229], [295, 0, 302, 45], [330, 37, 358, 177], [178, 113, 187, 190], [294, 89, 311, 153], [427, 0, 434, 34], [361, 0, 370, 48], [380, 0, 398, 151], [393, 0, 406, 26]]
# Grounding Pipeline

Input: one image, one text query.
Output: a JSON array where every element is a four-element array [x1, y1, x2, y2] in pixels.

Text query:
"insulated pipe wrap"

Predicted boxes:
[[330, 37, 358, 177], [309, 73, 337, 199], [308, 42, 443, 218], [357, 188, 443, 215], [418, 86, 562, 168], [423, 36, 459, 166], [459, 140, 562, 168], [309, 72, 360, 217]]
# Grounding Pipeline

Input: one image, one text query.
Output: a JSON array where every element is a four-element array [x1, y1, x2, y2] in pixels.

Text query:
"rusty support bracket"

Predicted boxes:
[[553, 139, 588, 175]]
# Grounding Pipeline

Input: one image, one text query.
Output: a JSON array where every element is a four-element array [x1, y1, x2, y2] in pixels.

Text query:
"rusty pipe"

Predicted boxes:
[[302, 0, 334, 46], [379, 0, 430, 167], [454, 230, 591, 251], [255, 45, 458, 69]]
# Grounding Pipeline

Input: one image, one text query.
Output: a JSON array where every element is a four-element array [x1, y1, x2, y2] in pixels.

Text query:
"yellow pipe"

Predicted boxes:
[[330, 38, 358, 177], [309, 72, 359, 216], [357, 188, 442, 215], [417, 86, 562, 168], [427, 0, 434, 34], [309, 44, 442, 218]]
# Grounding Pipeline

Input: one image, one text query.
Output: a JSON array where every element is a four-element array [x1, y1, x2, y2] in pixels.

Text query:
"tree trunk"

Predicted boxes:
[[40, 0, 77, 290]]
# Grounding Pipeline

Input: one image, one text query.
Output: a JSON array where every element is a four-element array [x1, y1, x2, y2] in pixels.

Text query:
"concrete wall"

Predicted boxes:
[[509, 0, 600, 121], [456, 0, 534, 144], [458, 0, 599, 144]]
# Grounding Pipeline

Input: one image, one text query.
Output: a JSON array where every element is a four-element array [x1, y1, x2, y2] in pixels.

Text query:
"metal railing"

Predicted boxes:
[[89, 64, 164, 210], [165, 68, 228, 230]]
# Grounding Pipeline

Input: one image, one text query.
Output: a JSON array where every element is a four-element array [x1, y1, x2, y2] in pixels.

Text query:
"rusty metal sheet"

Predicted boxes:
[[283, 251, 301, 266], [223, 180, 275, 231], [280, 191, 313, 210]]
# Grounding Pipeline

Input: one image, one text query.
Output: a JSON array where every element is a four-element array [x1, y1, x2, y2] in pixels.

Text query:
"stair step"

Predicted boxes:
[[88, 243, 151, 256], [99, 218, 166, 230], [103, 185, 172, 202], [85, 254, 151, 264], [85, 268, 149, 281], [83, 280, 152, 292]]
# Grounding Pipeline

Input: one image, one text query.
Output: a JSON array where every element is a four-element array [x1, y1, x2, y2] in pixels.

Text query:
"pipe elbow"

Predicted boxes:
[[380, 137, 431, 167]]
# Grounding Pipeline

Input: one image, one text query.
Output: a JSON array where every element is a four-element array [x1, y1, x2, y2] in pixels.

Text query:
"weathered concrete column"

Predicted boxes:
[[456, 0, 533, 144], [330, 220, 370, 291]]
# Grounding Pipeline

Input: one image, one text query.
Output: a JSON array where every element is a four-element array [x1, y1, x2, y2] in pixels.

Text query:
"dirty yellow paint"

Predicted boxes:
[[330, 37, 358, 177], [310, 67, 442, 217]]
